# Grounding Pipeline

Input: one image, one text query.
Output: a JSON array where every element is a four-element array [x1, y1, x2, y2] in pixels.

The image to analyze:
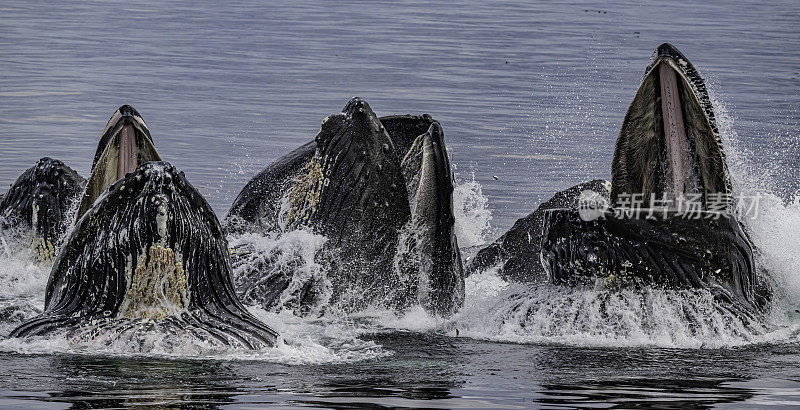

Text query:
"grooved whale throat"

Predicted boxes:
[[659, 62, 690, 200]]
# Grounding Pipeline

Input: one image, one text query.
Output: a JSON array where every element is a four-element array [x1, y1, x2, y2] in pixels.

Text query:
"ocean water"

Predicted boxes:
[[1, 0, 799, 408]]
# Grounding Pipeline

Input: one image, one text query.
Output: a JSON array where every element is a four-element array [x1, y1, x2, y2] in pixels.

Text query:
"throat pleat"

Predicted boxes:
[[659, 62, 689, 200]]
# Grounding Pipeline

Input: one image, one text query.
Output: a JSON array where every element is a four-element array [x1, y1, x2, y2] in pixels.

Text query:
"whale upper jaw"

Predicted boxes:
[[11, 161, 278, 349], [93, 105, 152, 165], [77, 105, 163, 219], [612, 43, 730, 210]]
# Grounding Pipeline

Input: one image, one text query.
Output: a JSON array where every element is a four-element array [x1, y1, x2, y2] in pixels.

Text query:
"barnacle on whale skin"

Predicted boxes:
[[30, 236, 56, 265], [119, 244, 189, 320], [285, 153, 326, 228]]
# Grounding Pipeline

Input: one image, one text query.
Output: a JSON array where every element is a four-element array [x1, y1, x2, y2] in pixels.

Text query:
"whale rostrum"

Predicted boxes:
[[612, 43, 730, 208], [77, 104, 162, 219]]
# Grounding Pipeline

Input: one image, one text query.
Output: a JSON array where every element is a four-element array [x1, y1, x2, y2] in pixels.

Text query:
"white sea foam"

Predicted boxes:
[[0, 286, 388, 364], [450, 272, 782, 348], [0, 233, 50, 301], [0, 227, 50, 336], [0, 319, 389, 365]]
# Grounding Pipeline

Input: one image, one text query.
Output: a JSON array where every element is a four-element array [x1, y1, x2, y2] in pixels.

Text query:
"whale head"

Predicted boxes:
[[0, 157, 85, 256], [11, 162, 278, 348], [286, 97, 411, 243]]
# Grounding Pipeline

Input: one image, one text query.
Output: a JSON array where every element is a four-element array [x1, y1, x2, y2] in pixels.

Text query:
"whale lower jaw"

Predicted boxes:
[[612, 43, 729, 209], [77, 109, 163, 219], [540, 208, 769, 315], [401, 122, 464, 315], [11, 162, 278, 349]]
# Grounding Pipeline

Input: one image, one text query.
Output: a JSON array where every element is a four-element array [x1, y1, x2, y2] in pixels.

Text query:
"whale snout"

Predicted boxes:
[[13, 160, 278, 348], [342, 96, 371, 117]]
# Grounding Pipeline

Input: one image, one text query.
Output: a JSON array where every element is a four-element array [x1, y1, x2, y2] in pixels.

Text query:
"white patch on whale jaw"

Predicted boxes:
[[26, 202, 56, 264], [283, 151, 329, 230]]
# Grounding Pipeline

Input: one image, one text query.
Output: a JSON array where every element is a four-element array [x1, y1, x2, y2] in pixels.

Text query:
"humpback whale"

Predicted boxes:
[[471, 44, 769, 313], [227, 97, 463, 315], [0, 157, 85, 259], [11, 107, 278, 348]]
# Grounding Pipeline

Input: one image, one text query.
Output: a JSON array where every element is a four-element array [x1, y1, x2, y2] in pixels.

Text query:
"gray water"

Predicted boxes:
[[1, 0, 800, 408]]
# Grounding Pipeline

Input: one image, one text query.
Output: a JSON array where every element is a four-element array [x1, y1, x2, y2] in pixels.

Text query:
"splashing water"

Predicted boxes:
[[710, 83, 800, 321], [453, 172, 493, 248], [1, 89, 798, 358], [450, 270, 787, 348], [229, 229, 332, 316], [0, 224, 51, 336], [0, 222, 388, 364], [0, 310, 390, 365]]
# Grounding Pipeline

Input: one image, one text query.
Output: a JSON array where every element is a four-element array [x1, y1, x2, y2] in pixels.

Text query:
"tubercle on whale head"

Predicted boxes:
[[93, 105, 153, 167], [316, 97, 392, 151], [341, 96, 369, 117]]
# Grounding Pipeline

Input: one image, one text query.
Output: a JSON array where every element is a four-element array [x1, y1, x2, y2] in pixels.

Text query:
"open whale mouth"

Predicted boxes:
[[399, 120, 465, 313], [77, 105, 162, 218], [612, 43, 730, 209], [12, 162, 278, 349]]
